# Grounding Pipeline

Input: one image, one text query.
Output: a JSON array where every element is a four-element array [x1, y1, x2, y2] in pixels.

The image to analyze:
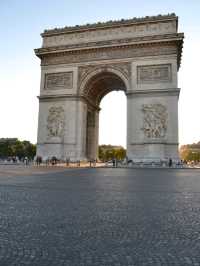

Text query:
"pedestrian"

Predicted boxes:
[[112, 157, 115, 167], [24, 157, 28, 166], [66, 157, 70, 167], [169, 158, 172, 167]]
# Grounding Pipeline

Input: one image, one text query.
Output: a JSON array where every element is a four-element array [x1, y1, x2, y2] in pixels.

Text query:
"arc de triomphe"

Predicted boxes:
[[35, 14, 184, 162]]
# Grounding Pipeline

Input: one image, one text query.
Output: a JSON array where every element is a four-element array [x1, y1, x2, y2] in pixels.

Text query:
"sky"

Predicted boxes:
[[0, 0, 200, 147]]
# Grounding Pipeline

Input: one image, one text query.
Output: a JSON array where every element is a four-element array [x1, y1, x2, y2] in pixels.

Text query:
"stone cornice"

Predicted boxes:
[[42, 14, 177, 36], [38, 94, 76, 101], [35, 33, 184, 69], [130, 142, 179, 145], [38, 88, 180, 108], [126, 88, 180, 97], [38, 94, 100, 111], [35, 33, 183, 55]]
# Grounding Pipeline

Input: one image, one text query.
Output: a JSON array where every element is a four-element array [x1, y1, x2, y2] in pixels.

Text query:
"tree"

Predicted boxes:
[[180, 142, 200, 163], [0, 138, 36, 159], [98, 145, 126, 161], [114, 148, 126, 160]]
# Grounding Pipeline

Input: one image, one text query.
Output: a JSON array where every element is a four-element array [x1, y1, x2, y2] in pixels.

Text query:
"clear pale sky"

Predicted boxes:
[[0, 0, 200, 147]]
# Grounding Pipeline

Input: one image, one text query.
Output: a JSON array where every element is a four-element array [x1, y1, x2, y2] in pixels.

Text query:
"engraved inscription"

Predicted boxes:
[[137, 64, 171, 84], [141, 104, 168, 139], [45, 72, 73, 90]]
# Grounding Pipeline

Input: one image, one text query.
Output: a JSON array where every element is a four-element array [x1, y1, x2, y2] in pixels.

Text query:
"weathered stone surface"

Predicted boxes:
[[46, 106, 65, 139], [35, 14, 184, 161], [41, 14, 178, 48], [44, 72, 73, 90], [137, 64, 171, 84], [141, 103, 168, 139], [40, 44, 178, 66]]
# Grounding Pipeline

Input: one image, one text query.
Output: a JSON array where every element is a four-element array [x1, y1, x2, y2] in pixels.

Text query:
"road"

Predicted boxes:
[[0, 166, 200, 265]]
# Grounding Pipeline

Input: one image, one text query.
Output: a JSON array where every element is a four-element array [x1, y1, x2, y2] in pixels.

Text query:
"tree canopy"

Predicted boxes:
[[0, 138, 36, 159], [98, 145, 126, 161], [180, 141, 200, 162]]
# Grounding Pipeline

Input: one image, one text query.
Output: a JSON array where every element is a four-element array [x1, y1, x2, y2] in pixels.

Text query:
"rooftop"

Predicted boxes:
[[42, 13, 177, 36]]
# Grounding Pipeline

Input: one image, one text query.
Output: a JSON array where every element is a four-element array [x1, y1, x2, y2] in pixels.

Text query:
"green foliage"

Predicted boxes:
[[180, 141, 200, 162], [0, 138, 36, 159], [98, 145, 126, 161], [180, 149, 200, 162]]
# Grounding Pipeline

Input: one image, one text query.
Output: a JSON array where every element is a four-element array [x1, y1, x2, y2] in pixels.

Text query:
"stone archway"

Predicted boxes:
[[79, 67, 128, 160], [35, 14, 184, 162]]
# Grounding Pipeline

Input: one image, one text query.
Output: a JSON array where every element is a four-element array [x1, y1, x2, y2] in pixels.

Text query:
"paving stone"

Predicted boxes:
[[0, 167, 199, 265]]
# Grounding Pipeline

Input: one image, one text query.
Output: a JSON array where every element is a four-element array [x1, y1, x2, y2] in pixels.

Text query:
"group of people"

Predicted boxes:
[[35, 156, 59, 166], [35, 156, 42, 166], [34, 155, 178, 168]]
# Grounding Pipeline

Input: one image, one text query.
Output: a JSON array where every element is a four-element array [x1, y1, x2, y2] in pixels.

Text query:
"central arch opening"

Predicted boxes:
[[83, 69, 127, 160], [99, 91, 127, 147]]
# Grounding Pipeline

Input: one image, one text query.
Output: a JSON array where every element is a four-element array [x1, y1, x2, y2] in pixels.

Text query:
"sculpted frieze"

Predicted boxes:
[[41, 44, 176, 66], [42, 20, 176, 48], [47, 106, 65, 138], [141, 104, 168, 139], [137, 64, 172, 84]]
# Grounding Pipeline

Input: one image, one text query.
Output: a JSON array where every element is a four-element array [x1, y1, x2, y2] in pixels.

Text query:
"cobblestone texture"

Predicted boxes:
[[0, 168, 200, 265]]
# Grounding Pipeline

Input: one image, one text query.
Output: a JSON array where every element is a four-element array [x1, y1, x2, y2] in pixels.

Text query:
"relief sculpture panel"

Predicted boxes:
[[47, 106, 65, 138], [45, 72, 73, 90], [137, 64, 172, 84], [141, 104, 168, 139]]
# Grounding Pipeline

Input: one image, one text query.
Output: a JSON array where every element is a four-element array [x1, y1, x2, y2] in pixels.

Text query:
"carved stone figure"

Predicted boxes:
[[47, 107, 65, 138], [141, 104, 168, 138]]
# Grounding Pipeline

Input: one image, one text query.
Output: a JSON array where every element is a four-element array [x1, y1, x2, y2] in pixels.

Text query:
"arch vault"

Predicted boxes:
[[35, 14, 184, 162]]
